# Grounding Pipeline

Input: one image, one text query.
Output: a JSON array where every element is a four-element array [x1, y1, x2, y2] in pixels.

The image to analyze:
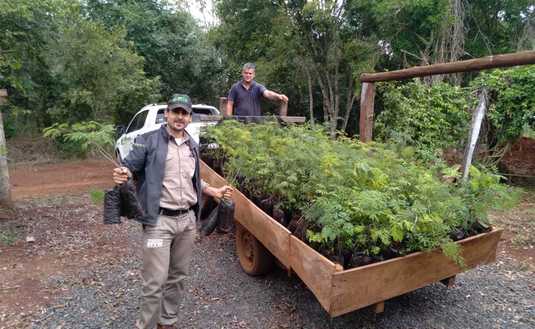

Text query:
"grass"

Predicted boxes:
[[0, 228, 19, 246], [89, 189, 105, 205]]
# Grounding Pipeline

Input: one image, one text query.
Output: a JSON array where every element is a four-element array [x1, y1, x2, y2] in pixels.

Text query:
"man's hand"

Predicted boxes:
[[112, 167, 130, 185], [225, 100, 234, 117], [204, 185, 234, 200], [264, 90, 288, 103]]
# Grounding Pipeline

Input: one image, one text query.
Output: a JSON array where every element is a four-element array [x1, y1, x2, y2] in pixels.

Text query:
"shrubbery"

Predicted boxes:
[[375, 81, 470, 161], [43, 121, 115, 158], [375, 66, 535, 164], [470, 65, 535, 148]]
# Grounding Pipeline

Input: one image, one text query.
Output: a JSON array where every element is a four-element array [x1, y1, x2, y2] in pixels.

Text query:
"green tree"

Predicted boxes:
[[470, 65, 535, 161], [84, 0, 226, 104], [361, 0, 534, 82], [214, 0, 378, 136], [0, 0, 66, 130], [0, 0, 158, 133], [44, 16, 159, 123], [282, 0, 377, 136]]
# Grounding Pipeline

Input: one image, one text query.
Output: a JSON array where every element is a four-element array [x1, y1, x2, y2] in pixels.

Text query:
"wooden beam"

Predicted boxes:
[[223, 116, 305, 124], [360, 51, 535, 82], [462, 89, 488, 181], [359, 82, 375, 143], [278, 116, 305, 124]]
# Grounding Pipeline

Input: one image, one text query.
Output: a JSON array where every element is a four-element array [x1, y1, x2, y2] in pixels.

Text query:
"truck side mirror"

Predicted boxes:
[[115, 124, 126, 139]]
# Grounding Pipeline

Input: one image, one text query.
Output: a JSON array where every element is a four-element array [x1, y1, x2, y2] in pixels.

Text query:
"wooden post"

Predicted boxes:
[[219, 97, 228, 116], [462, 89, 488, 181], [0, 89, 12, 208], [279, 102, 288, 117], [373, 301, 385, 314], [359, 82, 375, 143]]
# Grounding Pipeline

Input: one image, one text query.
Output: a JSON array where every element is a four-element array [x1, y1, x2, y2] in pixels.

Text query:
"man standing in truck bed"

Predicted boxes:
[[225, 62, 288, 116]]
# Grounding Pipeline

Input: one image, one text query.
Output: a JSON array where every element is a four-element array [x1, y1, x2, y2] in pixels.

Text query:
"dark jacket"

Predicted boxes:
[[123, 125, 202, 226]]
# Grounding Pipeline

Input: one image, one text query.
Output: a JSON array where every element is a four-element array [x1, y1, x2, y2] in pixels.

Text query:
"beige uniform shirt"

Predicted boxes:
[[159, 135, 198, 210]]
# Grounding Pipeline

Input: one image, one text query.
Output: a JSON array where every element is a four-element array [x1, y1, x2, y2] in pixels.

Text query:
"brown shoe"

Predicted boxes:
[[157, 324, 176, 329]]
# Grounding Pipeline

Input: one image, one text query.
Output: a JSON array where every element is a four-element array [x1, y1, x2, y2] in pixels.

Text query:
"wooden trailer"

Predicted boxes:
[[199, 51, 535, 316], [201, 161, 503, 317]]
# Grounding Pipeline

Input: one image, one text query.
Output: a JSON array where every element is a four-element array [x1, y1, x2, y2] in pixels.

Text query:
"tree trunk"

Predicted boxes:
[[332, 59, 340, 138], [341, 74, 356, 132], [316, 74, 330, 123], [0, 90, 12, 209], [433, 0, 465, 85], [304, 67, 315, 126]]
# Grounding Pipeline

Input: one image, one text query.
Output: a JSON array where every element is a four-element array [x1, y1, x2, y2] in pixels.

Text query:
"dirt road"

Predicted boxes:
[[9, 160, 114, 200], [0, 160, 533, 328]]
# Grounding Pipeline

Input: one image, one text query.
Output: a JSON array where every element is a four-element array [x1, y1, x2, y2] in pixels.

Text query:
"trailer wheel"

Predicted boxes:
[[235, 223, 274, 275]]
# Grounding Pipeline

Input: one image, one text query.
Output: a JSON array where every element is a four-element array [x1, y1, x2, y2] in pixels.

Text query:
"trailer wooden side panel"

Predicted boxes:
[[328, 229, 502, 317], [289, 236, 340, 312], [200, 161, 292, 269]]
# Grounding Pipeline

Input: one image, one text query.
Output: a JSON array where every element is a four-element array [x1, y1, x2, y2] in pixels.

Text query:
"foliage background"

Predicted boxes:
[[0, 0, 533, 160]]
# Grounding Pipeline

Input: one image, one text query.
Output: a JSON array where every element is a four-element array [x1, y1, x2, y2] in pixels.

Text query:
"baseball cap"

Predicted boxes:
[[167, 94, 192, 113]]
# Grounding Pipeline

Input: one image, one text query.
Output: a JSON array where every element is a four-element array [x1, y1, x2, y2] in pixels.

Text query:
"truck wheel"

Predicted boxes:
[[235, 223, 274, 275]]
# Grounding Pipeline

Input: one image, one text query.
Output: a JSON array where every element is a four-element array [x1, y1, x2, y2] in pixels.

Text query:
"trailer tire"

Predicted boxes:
[[235, 223, 274, 275]]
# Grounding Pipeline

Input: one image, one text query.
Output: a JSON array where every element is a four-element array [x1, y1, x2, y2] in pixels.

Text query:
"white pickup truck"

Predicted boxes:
[[115, 103, 220, 160]]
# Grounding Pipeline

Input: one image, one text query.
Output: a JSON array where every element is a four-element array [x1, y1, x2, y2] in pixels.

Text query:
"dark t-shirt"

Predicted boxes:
[[227, 80, 267, 116]]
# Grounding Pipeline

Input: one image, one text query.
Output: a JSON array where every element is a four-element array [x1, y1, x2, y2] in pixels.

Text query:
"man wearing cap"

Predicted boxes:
[[113, 94, 233, 329], [225, 62, 288, 117]]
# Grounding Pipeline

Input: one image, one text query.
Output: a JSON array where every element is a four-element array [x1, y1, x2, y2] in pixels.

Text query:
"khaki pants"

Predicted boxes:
[[136, 211, 196, 329]]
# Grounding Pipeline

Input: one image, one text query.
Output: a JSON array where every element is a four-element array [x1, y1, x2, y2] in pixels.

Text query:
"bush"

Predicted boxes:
[[375, 81, 470, 161], [375, 66, 535, 165], [43, 121, 115, 159], [470, 65, 535, 148]]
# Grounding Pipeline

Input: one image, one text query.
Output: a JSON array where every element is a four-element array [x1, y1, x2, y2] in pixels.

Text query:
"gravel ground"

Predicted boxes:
[[28, 223, 534, 329]]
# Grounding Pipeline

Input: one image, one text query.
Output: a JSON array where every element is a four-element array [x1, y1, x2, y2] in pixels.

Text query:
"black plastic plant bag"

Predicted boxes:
[[103, 179, 144, 224], [216, 199, 235, 233], [200, 198, 235, 236], [119, 179, 143, 220], [200, 206, 219, 236], [103, 186, 122, 224]]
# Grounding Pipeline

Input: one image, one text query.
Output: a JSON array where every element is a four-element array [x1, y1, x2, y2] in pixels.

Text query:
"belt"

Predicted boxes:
[[159, 207, 191, 217]]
